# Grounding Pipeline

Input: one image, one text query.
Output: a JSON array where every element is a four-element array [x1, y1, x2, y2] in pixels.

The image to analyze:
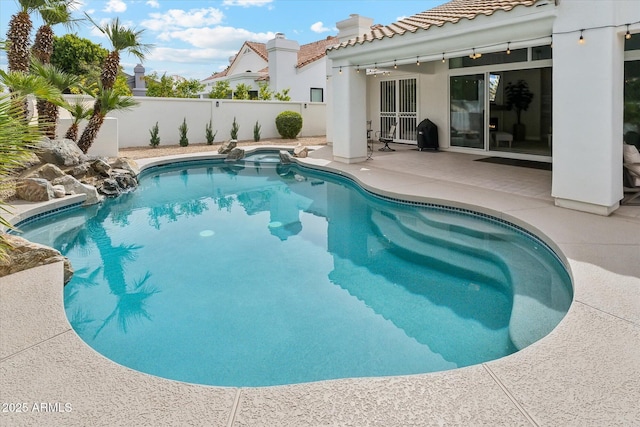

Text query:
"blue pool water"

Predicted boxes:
[[17, 154, 573, 387]]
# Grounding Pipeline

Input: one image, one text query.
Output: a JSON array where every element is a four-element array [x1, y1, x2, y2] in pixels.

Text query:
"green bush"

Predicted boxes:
[[205, 119, 217, 145], [149, 121, 160, 147], [179, 117, 189, 146], [230, 116, 239, 140], [253, 120, 261, 142], [275, 110, 302, 139]]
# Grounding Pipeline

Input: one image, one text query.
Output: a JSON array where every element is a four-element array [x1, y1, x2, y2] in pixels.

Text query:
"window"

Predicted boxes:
[[310, 88, 323, 102]]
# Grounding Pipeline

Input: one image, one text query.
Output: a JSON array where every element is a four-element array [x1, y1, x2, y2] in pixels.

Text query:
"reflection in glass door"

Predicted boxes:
[[450, 74, 485, 149], [488, 68, 552, 156]]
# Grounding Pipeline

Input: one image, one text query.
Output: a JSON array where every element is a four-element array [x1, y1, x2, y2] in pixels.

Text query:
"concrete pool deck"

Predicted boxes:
[[1, 144, 639, 426]]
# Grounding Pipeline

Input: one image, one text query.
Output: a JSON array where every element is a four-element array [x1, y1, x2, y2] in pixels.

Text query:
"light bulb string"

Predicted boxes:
[[330, 20, 639, 73]]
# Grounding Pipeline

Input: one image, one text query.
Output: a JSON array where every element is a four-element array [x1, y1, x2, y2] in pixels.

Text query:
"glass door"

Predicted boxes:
[[450, 74, 485, 149]]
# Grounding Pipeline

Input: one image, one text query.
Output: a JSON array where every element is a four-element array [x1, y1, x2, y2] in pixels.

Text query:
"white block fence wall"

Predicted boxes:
[[57, 96, 326, 153]]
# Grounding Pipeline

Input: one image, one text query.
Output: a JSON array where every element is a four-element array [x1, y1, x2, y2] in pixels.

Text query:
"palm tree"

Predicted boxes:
[[77, 15, 150, 153], [6, 0, 48, 73], [61, 98, 92, 142], [0, 68, 62, 121], [77, 86, 138, 153], [32, 0, 79, 64], [86, 15, 151, 90], [0, 90, 45, 259], [30, 60, 81, 138]]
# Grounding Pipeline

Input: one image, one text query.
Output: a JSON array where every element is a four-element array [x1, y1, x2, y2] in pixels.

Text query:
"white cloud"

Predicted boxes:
[[310, 21, 331, 33], [141, 8, 224, 31], [158, 26, 276, 50], [103, 0, 127, 13], [148, 47, 237, 64], [146, 0, 159, 8], [222, 0, 273, 7]]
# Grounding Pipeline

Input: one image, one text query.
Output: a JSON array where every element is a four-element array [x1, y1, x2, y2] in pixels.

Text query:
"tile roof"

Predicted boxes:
[[298, 36, 340, 68], [204, 36, 339, 80], [329, 0, 541, 51]]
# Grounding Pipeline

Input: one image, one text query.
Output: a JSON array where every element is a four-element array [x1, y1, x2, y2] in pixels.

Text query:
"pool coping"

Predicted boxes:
[[1, 146, 639, 426]]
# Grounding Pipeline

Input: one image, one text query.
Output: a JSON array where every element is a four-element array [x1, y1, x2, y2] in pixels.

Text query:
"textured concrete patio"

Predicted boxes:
[[1, 144, 639, 426]]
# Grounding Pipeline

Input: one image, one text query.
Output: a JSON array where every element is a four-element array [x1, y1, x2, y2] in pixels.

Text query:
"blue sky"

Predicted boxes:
[[0, 0, 446, 80]]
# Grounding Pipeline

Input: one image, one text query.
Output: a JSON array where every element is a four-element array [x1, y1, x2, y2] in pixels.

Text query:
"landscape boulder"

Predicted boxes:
[[52, 175, 102, 205], [27, 163, 66, 181], [218, 140, 237, 154], [225, 148, 245, 162], [36, 138, 88, 167], [91, 159, 112, 177], [279, 150, 293, 164], [15, 178, 54, 202], [293, 144, 308, 158], [0, 234, 74, 284], [110, 157, 140, 176]]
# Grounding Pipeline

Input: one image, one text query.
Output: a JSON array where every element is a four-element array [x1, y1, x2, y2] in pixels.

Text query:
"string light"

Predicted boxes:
[[334, 21, 638, 76]]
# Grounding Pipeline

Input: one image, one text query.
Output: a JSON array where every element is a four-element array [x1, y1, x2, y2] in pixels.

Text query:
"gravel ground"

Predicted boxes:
[[119, 136, 327, 160]]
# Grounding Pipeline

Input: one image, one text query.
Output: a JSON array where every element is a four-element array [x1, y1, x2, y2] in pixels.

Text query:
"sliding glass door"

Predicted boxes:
[[450, 74, 485, 149]]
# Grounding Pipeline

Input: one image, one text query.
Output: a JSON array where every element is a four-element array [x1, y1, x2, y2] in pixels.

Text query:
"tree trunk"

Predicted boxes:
[[7, 11, 32, 73], [64, 123, 79, 142], [77, 113, 105, 154]]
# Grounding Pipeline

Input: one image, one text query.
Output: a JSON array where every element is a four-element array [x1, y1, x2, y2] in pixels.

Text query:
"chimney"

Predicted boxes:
[[336, 14, 374, 42], [266, 33, 300, 94]]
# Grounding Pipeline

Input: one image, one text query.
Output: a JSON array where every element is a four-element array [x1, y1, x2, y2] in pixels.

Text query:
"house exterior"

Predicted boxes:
[[326, 0, 640, 216], [200, 34, 339, 102]]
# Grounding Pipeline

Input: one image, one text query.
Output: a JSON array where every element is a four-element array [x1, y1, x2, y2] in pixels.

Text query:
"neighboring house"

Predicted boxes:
[[326, 0, 640, 216], [200, 33, 342, 102]]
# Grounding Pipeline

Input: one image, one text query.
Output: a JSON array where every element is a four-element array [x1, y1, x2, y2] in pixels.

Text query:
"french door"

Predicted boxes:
[[380, 78, 418, 143]]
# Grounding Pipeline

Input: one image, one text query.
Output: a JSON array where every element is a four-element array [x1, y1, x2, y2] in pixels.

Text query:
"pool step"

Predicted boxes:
[[370, 209, 508, 289], [370, 207, 572, 350]]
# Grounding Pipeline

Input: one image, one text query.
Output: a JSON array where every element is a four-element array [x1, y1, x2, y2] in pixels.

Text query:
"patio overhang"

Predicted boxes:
[[327, 2, 556, 72]]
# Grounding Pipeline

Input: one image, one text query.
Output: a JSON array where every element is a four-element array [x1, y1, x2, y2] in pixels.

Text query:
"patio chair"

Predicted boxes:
[[376, 123, 397, 152], [622, 143, 640, 205]]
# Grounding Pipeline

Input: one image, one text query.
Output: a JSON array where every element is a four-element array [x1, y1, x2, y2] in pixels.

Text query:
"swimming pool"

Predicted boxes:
[[16, 153, 573, 387]]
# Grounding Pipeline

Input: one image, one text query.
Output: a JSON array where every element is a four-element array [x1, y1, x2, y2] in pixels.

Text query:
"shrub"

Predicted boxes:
[[149, 121, 160, 147], [179, 118, 189, 147], [230, 116, 239, 140], [205, 119, 217, 145], [275, 110, 302, 139], [274, 88, 290, 101], [253, 120, 261, 142]]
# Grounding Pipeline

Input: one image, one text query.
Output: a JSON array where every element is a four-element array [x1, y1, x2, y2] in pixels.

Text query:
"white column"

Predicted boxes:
[[551, 4, 625, 215], [331, 64, 368, 163]]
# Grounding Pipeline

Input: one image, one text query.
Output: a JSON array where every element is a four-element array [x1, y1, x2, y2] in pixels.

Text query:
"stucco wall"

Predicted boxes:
[[60, 96, 326, 149]]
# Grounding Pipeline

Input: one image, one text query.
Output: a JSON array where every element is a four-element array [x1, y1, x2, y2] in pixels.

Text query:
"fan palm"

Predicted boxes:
[[76, 86, 138, 153], [0, 68, 62, 121], [32, 0, 79, 64], [0, 90, 44, 259], [61, 98, 92, 142], [31, 60, 81, 138], [85, 15, 151, 90], [77, 15, 150, 153]]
